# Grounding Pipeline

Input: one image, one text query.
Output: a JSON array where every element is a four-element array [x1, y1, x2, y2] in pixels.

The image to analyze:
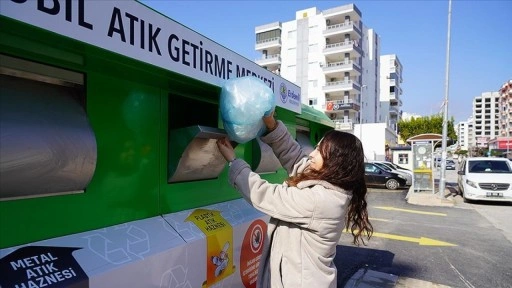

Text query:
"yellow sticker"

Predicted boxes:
[[186, 209, 235, 287]]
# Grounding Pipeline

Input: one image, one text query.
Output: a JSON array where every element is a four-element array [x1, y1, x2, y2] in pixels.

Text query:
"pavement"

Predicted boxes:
[[343, 180, 456, 288]]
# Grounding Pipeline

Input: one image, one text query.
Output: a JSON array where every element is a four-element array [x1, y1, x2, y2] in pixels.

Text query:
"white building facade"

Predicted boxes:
[[455, 120, 469, 150], [379, 55, 403, 134], [254, 4, 380, 132], [472, 92, 500, 148], [254, 4, 402, 161]]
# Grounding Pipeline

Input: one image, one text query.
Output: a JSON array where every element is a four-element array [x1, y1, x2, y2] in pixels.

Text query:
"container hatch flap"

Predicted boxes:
[[168, 125, 234, 183], [253, 138, 281, 173]]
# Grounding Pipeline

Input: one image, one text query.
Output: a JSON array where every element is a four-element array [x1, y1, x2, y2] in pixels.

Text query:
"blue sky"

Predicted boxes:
[[141, 0, 511, 123]]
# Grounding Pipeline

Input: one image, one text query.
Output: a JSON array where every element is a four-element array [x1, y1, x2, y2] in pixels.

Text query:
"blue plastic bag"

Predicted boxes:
[[220, 76, 275, 143]]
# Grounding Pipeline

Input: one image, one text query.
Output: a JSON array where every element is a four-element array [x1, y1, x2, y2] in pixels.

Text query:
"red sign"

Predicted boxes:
[[239, 219, 267, 288], [498, 140, 512, 149]]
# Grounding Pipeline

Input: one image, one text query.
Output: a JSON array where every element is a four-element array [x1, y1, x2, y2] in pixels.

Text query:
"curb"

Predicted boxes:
[[395, 277, 452, 288], [343, 269, 453, 288], [343, 268, 398, 288], [405, 187, 455, 207]]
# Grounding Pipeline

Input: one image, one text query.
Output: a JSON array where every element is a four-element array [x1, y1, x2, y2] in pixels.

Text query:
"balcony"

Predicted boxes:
[[333, 119, 354, 131], [255, 37, 281, 51], [255, 21, 281, 33], [325, 99, 360, 112], [323, 79, 361, 94], [255, 54, 281, 67], [323, 40, 362, 58], [322, 60, 361, 75], [323, 21, 362, 39], [389, 105, 400, 115]]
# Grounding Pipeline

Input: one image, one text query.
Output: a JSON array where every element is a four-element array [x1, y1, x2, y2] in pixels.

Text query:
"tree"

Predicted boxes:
[[397, 115, 457, 145]]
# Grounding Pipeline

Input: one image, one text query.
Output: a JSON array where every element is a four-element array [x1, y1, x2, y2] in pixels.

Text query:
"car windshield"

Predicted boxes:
[[374, 163, 391, 171], [387, 162, 400, 169], [468, 160, 512, 173]]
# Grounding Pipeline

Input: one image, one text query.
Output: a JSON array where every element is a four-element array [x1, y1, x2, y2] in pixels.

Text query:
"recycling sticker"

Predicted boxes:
[[0, 245, 88, 288], [185, 209, 234, 287]]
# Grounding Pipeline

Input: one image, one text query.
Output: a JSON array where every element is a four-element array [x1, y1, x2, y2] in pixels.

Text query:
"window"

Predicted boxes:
[[398, 153, 409, 164], [256, 29, 281, 42]]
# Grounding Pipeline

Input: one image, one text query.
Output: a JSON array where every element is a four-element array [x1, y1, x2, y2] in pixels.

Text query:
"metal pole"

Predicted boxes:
[[439, 0, 452, 198], [360, 85, 367, 144]]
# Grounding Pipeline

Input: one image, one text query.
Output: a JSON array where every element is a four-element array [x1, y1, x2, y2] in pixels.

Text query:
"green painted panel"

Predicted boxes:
[[298, 104, 335, 128], [0, 15, 318, 248], [0, 72, 162, 248]]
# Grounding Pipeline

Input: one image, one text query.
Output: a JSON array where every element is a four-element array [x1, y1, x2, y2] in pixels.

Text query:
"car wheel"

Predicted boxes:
[[462, 192, 472, 203], [460, 189, 471, 203], [385, 179, 399, 190]]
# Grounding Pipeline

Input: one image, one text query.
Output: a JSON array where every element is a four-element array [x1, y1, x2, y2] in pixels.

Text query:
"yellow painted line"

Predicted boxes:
[[372, 232, 457, 246], [374, 206, 447, 216], [369, 217, 391, 222], [343, 230, 456, 246]]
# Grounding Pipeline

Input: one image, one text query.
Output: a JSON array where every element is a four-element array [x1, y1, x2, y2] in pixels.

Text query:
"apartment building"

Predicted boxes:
[[379, 54, 403, 133], [455, 121, 469, 150], [497, 79, 512, 156], [498, 80, 512, 138], [467, 116, 475, 149], [472, 92, 500, 148], [254, 4, 380, 133]]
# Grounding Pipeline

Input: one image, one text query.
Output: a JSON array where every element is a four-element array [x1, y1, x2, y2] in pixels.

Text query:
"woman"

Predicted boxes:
[[216, 112, 372, 288]]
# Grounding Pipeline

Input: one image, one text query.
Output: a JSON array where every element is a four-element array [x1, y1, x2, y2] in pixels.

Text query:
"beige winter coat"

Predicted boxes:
[[229, 121, 351, 288]]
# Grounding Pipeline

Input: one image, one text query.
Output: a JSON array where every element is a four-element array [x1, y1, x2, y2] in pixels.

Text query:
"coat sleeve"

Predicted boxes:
[[260, 120, 308, 175], [229, 159, 315, 228]]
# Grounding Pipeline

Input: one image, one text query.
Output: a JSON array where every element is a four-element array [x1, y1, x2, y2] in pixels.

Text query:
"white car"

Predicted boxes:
[[457, 157, 512, 203]]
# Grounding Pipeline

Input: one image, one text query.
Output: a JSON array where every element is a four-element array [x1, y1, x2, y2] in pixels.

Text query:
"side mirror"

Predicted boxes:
[[457, 170, 465, 175]]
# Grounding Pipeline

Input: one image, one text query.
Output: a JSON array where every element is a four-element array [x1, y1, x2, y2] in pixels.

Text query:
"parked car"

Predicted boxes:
[[364, 162, 408, 190], [375, 160, 413, 177], [380, 161, 412, 174], [370, 161, 412, 186], [457, 157, 512, 203], [445, 159, 456, 170]]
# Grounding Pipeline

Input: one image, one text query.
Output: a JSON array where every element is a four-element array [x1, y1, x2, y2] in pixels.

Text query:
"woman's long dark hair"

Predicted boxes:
[[287, 130, 373, 245]]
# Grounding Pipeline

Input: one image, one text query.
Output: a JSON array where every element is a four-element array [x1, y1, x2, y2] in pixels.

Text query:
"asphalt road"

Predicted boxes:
[[334, 166, 512, 288]]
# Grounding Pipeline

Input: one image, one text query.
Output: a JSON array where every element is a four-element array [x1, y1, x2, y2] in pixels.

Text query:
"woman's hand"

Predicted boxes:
[[263, 110, 278, 132], [216, 137, 236, 162]]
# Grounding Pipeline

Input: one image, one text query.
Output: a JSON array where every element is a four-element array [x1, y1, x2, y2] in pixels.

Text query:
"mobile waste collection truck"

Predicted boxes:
[[0, 1, 335, 287]]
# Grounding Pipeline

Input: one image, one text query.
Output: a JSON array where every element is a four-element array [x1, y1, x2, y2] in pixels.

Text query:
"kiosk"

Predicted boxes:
[[0, 1, 335, 287], [407, 134, 443, 193]]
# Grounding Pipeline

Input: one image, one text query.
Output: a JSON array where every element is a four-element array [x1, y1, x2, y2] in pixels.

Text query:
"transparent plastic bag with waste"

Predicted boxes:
[[220, 76, 275, 143]]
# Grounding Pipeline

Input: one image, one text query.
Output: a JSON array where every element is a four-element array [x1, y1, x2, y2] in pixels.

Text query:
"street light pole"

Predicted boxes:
[[360, 85, 367, 143], [438, 0, 452, 199]]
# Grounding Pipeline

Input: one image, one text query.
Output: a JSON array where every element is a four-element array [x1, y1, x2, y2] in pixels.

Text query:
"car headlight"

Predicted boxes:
[[397, 174, 406, 179], [465, 179, 477, 188]]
